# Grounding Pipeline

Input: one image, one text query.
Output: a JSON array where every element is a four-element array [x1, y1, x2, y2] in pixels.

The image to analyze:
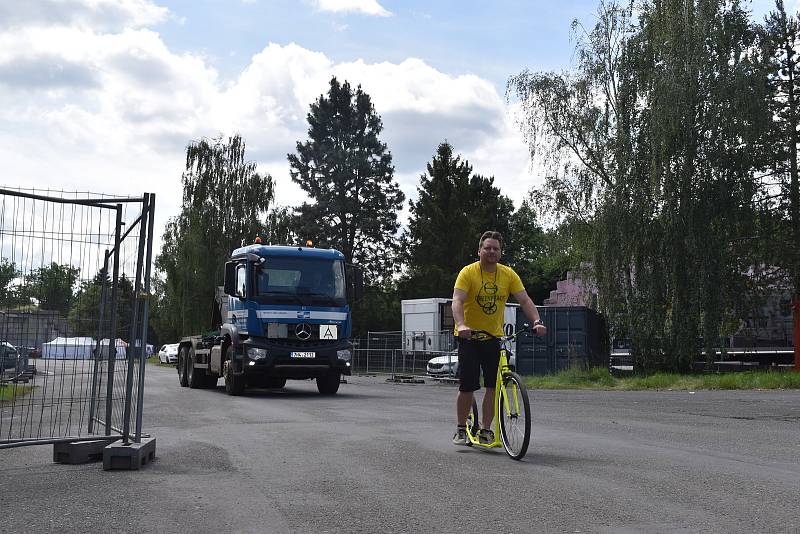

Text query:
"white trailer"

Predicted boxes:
[[401, 298, 519, 354]]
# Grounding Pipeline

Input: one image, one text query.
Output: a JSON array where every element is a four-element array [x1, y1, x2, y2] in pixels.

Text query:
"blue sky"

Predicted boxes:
[[153, 0, 783, 89], [0, 0, 790, 246], [154, 0, 590, 88]]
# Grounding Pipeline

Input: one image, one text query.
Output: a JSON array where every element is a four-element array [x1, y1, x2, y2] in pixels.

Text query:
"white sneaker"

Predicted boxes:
[[452, 427, 469, 446]]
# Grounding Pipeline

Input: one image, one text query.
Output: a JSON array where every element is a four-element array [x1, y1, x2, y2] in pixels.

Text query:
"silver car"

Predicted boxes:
[[426, 349, 517, 378], [426, 351, 460, 377]]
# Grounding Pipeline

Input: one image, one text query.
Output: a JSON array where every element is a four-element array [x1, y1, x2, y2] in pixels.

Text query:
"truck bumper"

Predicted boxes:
[[241, 339, 352, 378], [244, 360, 352, 378]]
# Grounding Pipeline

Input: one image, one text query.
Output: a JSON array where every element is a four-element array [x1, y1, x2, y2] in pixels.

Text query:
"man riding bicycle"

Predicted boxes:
[[452, 231, 546, 446]]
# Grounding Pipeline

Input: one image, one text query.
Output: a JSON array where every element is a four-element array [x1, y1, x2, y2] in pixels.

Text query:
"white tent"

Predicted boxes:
[[42, 337, 96, 359], [99, 338, 128, 359]]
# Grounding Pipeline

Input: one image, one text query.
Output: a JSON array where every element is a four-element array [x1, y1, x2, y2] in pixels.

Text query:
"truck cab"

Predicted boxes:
[[177, 243, 361, 395]]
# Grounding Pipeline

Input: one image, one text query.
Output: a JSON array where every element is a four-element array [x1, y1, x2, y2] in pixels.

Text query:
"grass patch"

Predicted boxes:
[[146, 356, 175, 366], [525, 366, 617, 389], [522, 367, 800, 390], [0, 383, 35, 401]]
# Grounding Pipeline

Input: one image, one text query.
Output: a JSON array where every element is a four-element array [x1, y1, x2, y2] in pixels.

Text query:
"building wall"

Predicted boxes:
[[543, 268, 598, 308], [0, 310, 68, 351]]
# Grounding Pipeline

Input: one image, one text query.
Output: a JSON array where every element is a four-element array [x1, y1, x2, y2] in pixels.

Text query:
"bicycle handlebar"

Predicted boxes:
[[467, 324, 532, 342]]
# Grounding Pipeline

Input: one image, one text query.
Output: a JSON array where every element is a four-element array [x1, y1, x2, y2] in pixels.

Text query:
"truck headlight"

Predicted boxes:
[[247, 347, 267, 360], [336, 349, 351, 362]]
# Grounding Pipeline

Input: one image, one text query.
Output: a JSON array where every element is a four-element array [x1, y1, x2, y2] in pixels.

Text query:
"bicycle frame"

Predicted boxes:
[[464, 338, 520, 449]]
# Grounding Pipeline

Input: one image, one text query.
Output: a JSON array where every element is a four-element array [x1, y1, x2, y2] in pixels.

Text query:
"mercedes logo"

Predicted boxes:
[[295, 323, 312, 340]]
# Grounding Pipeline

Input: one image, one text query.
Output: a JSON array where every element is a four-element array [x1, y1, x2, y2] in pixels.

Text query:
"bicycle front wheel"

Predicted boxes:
[[499, 371, 531, 460]]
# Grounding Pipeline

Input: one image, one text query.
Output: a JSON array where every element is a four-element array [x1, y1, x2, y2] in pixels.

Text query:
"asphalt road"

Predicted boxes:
[[2, 365, 799, 534]]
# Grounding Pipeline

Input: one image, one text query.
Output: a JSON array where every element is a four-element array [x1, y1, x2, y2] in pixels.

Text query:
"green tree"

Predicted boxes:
[[22, 262, 80, 314], [511, 0, 770, 371], [761, 0, 800, 362], [467, 174, 515, 241], [505, 201, 591, 304], [0, 259, 23, 308], [351, 284, 402, 336], [68, 273, 135, 338], [154, 134, 274, 337], [401, 142, 514, 299], [148, 271, 179, 346], [264, 206, 298, 246], [288, 77, 405, 284]]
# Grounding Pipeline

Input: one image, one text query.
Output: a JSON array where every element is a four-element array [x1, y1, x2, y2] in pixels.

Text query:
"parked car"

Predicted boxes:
[[158, 343, 179, 365], [426, 350, 459, 377], [0, 341, 20, 370], [426, 349, 517, 378], [0, 341, 24, 380]]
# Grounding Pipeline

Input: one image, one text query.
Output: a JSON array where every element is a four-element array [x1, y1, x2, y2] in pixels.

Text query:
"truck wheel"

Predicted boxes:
[[187, 347, 202, 389], [262, 377, 286, 389], [316, 373, 340, 395], [177, 346, 189, 387], [224, 349, 245, 396]]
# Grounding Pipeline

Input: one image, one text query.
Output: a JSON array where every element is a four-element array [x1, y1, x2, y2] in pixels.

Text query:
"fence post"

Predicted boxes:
[[88, 252, 110, 434], [134, 194, 155, 442], [104, 205, 123, 436], [122, 195, 150, 444], [794, 296, 799, 371]]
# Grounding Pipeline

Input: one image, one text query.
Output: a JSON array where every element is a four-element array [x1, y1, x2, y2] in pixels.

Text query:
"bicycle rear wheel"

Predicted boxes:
[[465, 398, 479, 446], [499, 371, 531, 460]]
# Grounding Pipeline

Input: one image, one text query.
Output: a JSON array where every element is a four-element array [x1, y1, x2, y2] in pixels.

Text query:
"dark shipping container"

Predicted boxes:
[[515, 306, 608, 375]]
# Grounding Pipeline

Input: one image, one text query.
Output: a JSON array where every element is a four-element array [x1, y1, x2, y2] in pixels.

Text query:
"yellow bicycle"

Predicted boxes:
[[464, 327, 531, 460]]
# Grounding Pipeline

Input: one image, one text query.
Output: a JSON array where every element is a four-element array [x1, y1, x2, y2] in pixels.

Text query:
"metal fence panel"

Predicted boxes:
[[0, 188, 154, 448], [351, 330, 456, 377]]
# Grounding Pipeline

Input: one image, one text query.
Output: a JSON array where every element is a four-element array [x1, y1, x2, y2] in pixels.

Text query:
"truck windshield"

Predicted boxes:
[[254, 257, 346, 306]]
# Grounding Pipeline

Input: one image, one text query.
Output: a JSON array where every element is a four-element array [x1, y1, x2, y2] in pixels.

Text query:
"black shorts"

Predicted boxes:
[[457, 338, 501, 392]]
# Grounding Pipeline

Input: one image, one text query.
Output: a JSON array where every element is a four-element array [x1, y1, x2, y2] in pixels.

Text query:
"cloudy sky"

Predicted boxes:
[[0, 0, 787, 244]]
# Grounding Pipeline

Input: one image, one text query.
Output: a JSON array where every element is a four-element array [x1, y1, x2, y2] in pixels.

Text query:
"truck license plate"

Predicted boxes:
[[290, 351, 315, 358]]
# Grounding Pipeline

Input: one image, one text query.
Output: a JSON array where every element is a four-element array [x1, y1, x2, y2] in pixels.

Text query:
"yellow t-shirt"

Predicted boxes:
[[453, 262, 524, 337]]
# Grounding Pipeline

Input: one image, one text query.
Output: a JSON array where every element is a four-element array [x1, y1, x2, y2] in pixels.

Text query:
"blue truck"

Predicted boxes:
[[177, 242, 362, 395]]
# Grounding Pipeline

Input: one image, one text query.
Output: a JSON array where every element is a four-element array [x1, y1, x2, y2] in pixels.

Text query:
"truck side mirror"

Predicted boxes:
[[223, 261, 236, 296]]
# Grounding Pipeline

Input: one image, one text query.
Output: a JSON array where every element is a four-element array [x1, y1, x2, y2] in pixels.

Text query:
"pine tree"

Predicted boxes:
[[288, 77, 405, 285], [401, 142, 513, 299]]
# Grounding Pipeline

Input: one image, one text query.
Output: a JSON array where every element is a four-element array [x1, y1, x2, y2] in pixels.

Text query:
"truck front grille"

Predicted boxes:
[[265, 323, 340, 342]]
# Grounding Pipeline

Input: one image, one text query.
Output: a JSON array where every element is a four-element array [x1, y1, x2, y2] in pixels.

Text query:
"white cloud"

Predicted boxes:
[[212, 46, 537, 209], [0, 5, 539, 253], [0, 0, 169, 32], [314, 0, 392, 17], [325, 58, 535, 204]]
